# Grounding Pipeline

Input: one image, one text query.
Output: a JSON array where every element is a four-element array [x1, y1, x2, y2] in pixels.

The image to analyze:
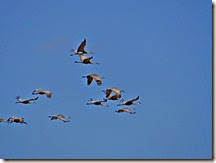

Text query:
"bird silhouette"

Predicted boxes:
[[49, 114, 70, 123], [115, 108, 136, 114], [82, 74, 104, 86], [16, 96, 39, 104], [32, 89, 52, 98]]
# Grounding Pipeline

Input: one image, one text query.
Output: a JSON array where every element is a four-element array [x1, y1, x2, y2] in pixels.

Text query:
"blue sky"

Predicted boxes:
[[0, 0, 212, 159]]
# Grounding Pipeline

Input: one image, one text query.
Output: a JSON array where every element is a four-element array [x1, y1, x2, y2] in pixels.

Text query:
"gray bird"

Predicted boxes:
[[16, 96, 39, 104], [32, 89, 52, 98], [49, 114, 70, 123], [103, 87, 124, 100], [115, 108, 136, 114], [82, 74, 104, 86], [70, 39, 93, 56], [86, 98, 109, 107], [117, 96, 141, 106], [7, 116, 28, 124]]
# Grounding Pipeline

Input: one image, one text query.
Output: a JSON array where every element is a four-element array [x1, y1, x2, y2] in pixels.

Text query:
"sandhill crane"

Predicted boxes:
[[32, 89, 52, 98], [103, 87, 124, 100], [7, 116, 28, 124], [117, 96, 141, 106], [86, 98, 109, 107], [49, 114, 70, 123], [70, 39, 93, 56], [16, 96, 39, 104], [115, 108, 136, 114], [82, 74, 104, 86], [74, 55, 99, 64]]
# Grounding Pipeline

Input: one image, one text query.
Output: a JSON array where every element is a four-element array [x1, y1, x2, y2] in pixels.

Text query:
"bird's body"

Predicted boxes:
[[75, 55, 98, 64], [87, 98, 109, 107], [7, 116, 27, 124], [118, 96, 141, 106], [16, 96, 39, 104], [82, 74, 103, 86], [115, 108, 136, 114], [32, 89, 52, 98], [70, 39, 93, 55], [49, 114, 70, 123]]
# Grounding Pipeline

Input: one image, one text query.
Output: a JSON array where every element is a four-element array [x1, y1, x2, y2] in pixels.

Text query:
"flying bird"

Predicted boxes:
[[32, 89, 52, 98], [115, 108, 136, 114], [16, 96, 39, 104], [49, 114, 70, 123], [70, 39, 93, 55], [86, 98, 109, 107], [117, 96, 141, 106], [103, 87, 124, 100], [82, 74, 104, 86], [74, 55, 99, 64], [7, 116, 28, 124]]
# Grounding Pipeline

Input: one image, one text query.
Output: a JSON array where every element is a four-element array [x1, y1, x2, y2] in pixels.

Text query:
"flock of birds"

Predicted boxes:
[[0, 39, 141, 125]]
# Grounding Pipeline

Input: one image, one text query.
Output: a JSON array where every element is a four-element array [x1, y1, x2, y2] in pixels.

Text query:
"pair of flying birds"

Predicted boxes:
[[14, 89, 70, 123], [16, 89, 52, 104]]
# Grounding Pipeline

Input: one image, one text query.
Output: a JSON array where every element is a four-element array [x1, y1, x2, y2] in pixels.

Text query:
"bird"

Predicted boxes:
[[74, 55, 99, 64], [49, 114, 70, 123], [103, 87, 124, 100], [7, 116, 28, 124], [32, 89, 52, 98], [82, 74, 104, 86], [70, 39, 93, 56], [117, 96, 141, 106], [86, 98, 109, 107], [115, 108, 136, 114], [16, 96, 39, 104]]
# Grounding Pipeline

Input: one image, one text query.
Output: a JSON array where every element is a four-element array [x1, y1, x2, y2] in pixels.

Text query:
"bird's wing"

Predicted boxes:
[[57, 114, 65, 118], [87, 76, 93, 85], [96, 80, 102, 85], [44, 90, 52, 98], [77, 39, 86, 52], [28, 96, 39, 101], [110, 87, 121, 95], [123, 108, 136, 112], [128, 96, 139, 103], [98, 98, 107, 103], [84, 56, 93, 62], [105, 89, 112, 98], [91, 74, 102, 85], [16, 96, 24, 102]]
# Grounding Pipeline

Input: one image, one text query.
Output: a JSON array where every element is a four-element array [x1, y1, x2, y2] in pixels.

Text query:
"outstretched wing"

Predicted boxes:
[[105, 89, 112, 98], [28, 96, 39, 101], [96, 80, 102, 85], [77, 39, 86, 52], [16, 96, 24, 102], [128, 96, 139, 103], [44, 90, 52, 98], [87, 76, 93, 85]]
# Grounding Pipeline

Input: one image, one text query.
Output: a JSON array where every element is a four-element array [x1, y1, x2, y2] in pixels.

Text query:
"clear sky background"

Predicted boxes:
[[0, 0, 212, 159]]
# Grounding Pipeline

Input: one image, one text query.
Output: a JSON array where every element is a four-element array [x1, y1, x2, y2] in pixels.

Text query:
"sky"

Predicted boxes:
[[0, 0, 212, 159]]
